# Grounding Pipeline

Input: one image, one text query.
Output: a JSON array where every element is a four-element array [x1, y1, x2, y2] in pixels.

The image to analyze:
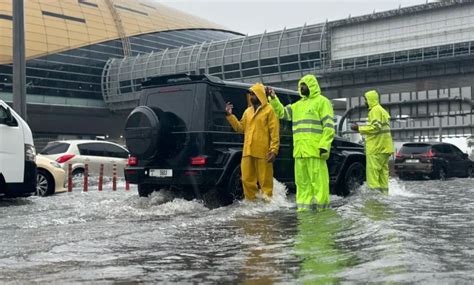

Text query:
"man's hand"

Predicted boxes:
[[350, 123, 359, 132], [265, 87, 276, 100], [225, 102, 233, 116], [267, 151, 276, 163]]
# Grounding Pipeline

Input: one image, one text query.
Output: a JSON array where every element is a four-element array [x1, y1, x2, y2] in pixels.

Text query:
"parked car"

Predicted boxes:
[[0, 100, 36, 197], [395, 142, 473, 180], [35, 155, 66, 196], [40, 140, 129, 178], [124, 74, 366, 205]]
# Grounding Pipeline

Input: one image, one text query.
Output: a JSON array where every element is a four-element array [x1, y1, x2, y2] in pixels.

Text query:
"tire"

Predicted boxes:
[[438, 167, 447, 181], [226, 164, 244, 202], [72, 168, 84, 179], [203, 164, 243, 208], [138, 184, 155, 197], [399, 173, 408, 181], [341, 162, 365, 196], [467, 166, 473, 178], [124, 106, 161, 160], [36, 169, 55, 197]]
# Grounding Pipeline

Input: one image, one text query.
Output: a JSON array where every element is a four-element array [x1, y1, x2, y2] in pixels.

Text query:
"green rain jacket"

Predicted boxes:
[[359, 90, 394, 155], [269, 75, 335, 159]]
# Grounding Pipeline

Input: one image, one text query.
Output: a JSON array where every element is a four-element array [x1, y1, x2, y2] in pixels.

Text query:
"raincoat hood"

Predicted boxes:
[[298, 75, 321, 99], [364, 90, 379, 109], [247, 83, 268, 107]]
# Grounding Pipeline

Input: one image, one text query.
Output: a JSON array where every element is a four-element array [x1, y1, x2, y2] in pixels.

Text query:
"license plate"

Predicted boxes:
[[149, 169, 173, 177], [405, 159, 419, 163]]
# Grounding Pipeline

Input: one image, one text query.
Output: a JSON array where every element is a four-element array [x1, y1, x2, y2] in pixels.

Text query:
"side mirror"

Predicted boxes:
[[4, 107, 18, 127]]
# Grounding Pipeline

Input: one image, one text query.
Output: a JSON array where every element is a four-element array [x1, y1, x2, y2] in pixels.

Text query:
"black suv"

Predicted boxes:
[[124, 74, 366, 205], [395, 142, 473, 180]]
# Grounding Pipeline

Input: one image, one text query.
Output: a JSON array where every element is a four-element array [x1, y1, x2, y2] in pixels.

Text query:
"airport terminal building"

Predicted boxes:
[[0, 0, 241, 144], [0, 0, 473, 144]]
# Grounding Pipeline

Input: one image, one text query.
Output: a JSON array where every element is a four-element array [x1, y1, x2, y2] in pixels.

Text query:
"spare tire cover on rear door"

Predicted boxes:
[[124, 106, 161, 159]]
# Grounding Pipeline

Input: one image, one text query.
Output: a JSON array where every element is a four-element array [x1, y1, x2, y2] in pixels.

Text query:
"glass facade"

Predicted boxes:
[[0, 0, 240, 102], [0, 29, 238, 100]]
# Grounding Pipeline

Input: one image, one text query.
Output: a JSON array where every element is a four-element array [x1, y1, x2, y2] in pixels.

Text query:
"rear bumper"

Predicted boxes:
[[125, 166, 224, 188], [394, 163, 433, 175], [1, 161, 37, 197]]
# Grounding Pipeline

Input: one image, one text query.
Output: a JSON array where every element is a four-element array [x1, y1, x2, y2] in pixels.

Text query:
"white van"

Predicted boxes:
[[0, 100, 37, 197]]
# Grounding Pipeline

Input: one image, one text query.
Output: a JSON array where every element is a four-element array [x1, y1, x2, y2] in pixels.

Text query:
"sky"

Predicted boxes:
[[161, 0, 430, 35], [159, 0, 472, 152]]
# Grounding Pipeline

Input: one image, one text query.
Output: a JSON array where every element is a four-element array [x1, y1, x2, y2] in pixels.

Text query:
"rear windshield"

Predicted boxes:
[[400, 144, 431, 154], [40, 142, 69, 155]]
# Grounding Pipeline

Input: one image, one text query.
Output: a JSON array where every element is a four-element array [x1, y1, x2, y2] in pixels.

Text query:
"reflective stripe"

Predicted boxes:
[[321, 115, 334, 123], [297, 203, 330, 211], [293, 119, 321, 126], [377, 130, 391, 134], [372, 119, 390, 127], [324, 123, 334, 128], [297, 203, 312, 209], [293, 128, 323, 134], [369, 187, 389, 194]]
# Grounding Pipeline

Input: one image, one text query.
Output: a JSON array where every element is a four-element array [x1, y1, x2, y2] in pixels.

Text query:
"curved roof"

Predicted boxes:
[[0, 0, 237, 64]]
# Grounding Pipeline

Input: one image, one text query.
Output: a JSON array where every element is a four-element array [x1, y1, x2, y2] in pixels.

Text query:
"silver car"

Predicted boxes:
[[40, 140, 129, 178]]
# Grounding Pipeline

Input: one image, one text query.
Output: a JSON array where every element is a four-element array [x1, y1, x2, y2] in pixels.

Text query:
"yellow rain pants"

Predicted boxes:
[[366, 153, 391, 194], [295, 157, 330, 211], [241, 156, 273, 199]]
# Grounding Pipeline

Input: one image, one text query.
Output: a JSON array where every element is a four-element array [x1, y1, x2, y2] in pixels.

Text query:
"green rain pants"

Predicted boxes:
[[366, 153, 391, 194], [295, 158, 330, 211]]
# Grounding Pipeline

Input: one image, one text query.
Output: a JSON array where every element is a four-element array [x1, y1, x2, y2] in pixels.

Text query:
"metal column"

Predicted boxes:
[[13, 0, 26, 119]]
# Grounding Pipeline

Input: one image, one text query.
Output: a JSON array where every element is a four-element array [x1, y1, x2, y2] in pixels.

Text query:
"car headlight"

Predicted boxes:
[[49, 161, 62, 169], [25, 144, 36, 162]]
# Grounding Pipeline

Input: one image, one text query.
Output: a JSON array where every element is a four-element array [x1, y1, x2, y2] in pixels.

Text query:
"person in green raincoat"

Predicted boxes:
[[351, 90, 394, 194], [268, 74, 335, 211]]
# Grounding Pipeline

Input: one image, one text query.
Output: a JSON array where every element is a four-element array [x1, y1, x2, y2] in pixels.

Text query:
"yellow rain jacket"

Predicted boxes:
[[226, 83, 280, 158], [226, 83, 280, 199], [359, 90, 394, 193], [269, 75, 334, 209], [359, 90, 394, 155]]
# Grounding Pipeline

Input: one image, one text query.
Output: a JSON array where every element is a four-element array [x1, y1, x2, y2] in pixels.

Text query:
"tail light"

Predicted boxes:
[[56, 154, 75, 164], [127, 156, 138, 166], [396, 151, 402, 159], [191, 156, 207, 166], [425, 149, 434, 158]]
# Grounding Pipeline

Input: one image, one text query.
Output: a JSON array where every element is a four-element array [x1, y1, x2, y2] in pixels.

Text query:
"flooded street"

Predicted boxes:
[[0, 178, 473, 283]]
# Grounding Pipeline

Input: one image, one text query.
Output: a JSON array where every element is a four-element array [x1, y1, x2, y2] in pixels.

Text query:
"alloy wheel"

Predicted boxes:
[[36, 173, 49, 196]]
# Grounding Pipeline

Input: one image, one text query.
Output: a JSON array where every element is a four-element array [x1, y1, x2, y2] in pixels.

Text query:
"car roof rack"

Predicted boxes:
[[142, 73, 222, 88]]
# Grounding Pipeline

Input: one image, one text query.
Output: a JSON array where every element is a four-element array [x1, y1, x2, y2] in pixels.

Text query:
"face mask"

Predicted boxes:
[[300, 88, 310, 96]]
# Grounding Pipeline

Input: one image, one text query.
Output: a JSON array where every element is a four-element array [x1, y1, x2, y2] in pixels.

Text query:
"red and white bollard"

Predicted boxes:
[[83, 164, 89, 192], [112, 163, 117, 191], [98, 164, 104, 192], [67, 164, 73, 192]]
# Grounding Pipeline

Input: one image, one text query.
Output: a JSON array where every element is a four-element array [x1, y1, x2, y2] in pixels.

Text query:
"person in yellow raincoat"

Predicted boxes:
[[268, 75, 335, 211], [351, 90, 394, 194], [225, 83, 280, 200]]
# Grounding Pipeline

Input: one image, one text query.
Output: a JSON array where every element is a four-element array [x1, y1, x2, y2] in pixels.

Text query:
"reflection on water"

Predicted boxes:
[[0, 178, 472, 283], [295, 209, 356, 284]]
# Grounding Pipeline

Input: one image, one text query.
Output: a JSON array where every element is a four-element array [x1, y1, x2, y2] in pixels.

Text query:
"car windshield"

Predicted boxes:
[[40, 142, 70, 155], [400, 144, 431, 154]]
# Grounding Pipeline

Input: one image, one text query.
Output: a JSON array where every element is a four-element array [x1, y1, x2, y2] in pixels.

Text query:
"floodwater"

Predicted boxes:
[[0, 178, 473, 283]]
